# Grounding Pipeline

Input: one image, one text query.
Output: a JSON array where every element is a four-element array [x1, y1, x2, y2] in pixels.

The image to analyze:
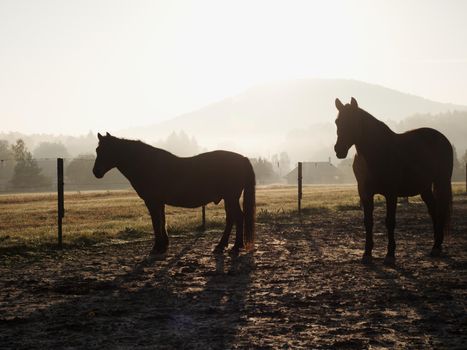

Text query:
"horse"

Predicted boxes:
[[92, 133, 255, 258], [334, 98, 453, 265]]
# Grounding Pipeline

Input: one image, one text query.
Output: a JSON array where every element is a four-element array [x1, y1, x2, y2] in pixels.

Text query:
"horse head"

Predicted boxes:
[[93, 132, 118, 178], [334, 97, 361, 159]]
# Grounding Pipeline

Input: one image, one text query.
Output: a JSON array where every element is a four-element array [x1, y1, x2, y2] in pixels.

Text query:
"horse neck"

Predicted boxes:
[[114, 141, 151, 180], [114, 141, 173, 181], [354, 111, 395, 163]]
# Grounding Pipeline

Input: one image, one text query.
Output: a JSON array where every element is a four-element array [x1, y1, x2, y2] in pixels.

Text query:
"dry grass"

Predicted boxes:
[[0, 183, 465, 251]]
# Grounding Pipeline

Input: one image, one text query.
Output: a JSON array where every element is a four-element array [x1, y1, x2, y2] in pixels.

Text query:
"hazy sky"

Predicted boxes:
[[1, 0, 467, 135]]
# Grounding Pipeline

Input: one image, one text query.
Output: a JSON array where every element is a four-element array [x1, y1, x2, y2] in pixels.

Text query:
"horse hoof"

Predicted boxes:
[[361, 255, 373, 265], [430, 247, 442, 257], [149, 249, 167, 260], [383, 256, 396, 267], [229, 247, 241, 257], [213, 245, 225, 255]]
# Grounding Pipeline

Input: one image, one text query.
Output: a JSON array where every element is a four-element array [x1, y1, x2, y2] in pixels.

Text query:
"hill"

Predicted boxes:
[[120, 79, 467, 158], [2, 79, 466, 164]]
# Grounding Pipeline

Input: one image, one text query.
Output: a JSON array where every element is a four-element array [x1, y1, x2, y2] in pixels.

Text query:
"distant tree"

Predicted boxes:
[[462, 149, 467, 166], [271, 152, 291, 177], [0, 140, 15, 186], [250, 157, 279, 184], [33, 142, 70, 159], [9, 139, 52, 190], [65, 154, 100, 187], [461, 149, 467, 181], [66, 154, 128, 190], [452, 145, 463, 181], [33, 142, 71, 179], [0, 140, 12, 159], [154, 131, 201, 156]]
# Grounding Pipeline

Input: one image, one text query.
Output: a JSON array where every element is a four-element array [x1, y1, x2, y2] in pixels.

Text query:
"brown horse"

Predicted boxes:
[[93, 133, 255, 258], [334, 98, 453, 265]]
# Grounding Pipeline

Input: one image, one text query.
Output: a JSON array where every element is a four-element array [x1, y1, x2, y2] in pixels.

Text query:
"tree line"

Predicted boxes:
[[0, 137, 293, 192], [2, 134, 463, 193], [0, 139, 128, 192]]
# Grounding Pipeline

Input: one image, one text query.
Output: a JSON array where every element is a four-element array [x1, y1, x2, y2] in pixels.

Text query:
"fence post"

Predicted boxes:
[[57, 158, 64, 247], [465, 163, 467, 193], [298, 162, 303, 215], [201, 205, 206, 230]]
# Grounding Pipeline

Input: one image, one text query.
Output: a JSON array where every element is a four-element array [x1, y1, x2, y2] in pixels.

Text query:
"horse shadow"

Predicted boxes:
[[1, 234, 254, 349], [366, 259, 466, 348]]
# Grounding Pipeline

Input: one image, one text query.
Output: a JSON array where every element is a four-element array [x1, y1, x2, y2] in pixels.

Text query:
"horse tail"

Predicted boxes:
[[433, 142, 453, 241], [434, 177, 452, 238], [243, 157, 256, 251]]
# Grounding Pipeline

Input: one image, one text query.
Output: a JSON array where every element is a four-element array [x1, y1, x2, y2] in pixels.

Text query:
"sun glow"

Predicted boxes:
[[0, 0, 466, 134]]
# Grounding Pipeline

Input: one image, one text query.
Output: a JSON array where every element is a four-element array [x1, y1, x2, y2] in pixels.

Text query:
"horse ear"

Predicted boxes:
[[350, 97, 358, 109], [106, 132, 112, 137], [335, 98, 344, 111], [98, 133, 103, 141]]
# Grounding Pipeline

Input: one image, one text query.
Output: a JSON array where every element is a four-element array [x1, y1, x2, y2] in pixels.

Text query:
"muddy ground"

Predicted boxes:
[[1, 197, 466, 349]]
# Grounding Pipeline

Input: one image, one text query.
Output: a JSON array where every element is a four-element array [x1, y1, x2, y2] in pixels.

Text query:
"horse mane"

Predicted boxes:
[[110, 136, 175, 158], [358, 108, 394, 136]]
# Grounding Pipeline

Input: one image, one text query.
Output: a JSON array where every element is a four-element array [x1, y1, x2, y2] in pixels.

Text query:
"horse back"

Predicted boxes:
[[354, 127, 452, 197], [394, 127, 452, 195], [397, 128, 453, 176], [155, 150, 251, 207]]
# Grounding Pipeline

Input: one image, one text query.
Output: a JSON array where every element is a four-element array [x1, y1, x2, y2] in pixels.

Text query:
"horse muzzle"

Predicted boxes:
[[334, 144, 349, 159], [93, 167, 104, 178]]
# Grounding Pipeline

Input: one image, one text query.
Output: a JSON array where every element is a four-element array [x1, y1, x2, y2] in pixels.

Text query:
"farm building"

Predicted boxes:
[[284, 161, 341, 184]]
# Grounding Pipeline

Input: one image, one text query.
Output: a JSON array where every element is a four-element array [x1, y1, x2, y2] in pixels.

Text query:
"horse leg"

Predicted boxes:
[[146, 201, 169, 258], [421, 190, 439, 255], [230, 200, 244, 255], [421, 189, 436, 224], [383, 195, 397, 266], [361, 195, 374, 264], [213, 200, 234, 253], [431, 178, 451, 257], [160, 204, 168, 238]]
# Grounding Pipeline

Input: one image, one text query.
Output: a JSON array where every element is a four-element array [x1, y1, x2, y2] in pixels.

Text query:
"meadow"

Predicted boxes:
[[0, 184, 465, 251], [0, 184, 364, 250]]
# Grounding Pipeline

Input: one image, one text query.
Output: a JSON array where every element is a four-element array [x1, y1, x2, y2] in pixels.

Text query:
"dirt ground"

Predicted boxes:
[[1, 196, 466, 349]]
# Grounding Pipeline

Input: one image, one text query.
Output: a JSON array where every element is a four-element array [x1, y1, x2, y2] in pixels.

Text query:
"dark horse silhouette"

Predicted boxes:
[[92, 133, 255, 257], [334, 98, 453, 265]]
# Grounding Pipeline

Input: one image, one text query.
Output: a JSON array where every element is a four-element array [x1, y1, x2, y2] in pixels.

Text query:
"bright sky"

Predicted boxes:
[[1, 0, 467, 134]]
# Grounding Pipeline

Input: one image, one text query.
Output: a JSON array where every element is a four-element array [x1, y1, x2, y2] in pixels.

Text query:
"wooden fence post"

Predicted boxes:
[[57, 158, 64, 247], [201, 205, 206, 230], [465, 163, 467, 193], [298, 162, 303, 215]]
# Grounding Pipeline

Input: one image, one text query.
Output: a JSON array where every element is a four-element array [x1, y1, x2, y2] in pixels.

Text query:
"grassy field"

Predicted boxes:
[[0, 183, 465, 251]]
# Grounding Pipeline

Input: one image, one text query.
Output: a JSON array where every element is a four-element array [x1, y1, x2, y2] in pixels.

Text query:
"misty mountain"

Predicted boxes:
[[2, 79, 466, 165], [120, 79, 467, 157]]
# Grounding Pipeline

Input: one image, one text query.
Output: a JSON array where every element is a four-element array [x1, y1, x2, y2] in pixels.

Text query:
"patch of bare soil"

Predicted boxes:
[[1, 198, 466, 349]]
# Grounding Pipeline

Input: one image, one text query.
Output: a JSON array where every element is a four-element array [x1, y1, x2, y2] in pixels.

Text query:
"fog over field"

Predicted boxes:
[[1, 0, 467, 184], [1, 79, 467, 165], [118, 78, 467, 162]]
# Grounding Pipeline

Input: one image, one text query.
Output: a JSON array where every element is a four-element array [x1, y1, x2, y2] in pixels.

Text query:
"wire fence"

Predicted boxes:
[[1, 157, 466, 194], [1, 157, 465, 248], [0, 157, 206, 246], [0, 157, 130, 194]]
